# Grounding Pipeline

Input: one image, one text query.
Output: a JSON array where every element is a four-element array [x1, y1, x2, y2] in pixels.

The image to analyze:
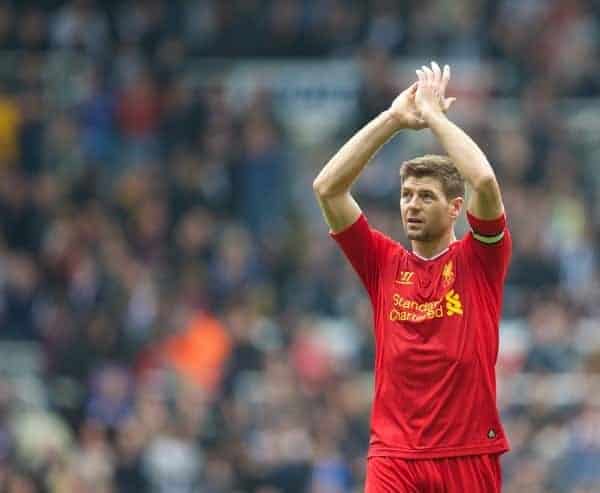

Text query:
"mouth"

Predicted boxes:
[[407, 218, 424, 225]]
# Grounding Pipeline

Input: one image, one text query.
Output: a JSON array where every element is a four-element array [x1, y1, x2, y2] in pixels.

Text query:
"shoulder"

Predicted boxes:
[[331, 213, 405, 252]]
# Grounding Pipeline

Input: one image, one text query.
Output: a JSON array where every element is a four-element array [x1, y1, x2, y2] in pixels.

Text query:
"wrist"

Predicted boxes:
[[423, 109, 448, 127], [382, 109, 406, 131]]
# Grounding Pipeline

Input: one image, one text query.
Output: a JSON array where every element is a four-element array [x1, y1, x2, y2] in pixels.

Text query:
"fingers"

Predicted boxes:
[[421, 65, 434, 84], [441, 64, 451, 94], [431, 61, 442, 85], [416, 69, 424, 85], [417, 62, 448, 89], [415, 61, 454, 114]]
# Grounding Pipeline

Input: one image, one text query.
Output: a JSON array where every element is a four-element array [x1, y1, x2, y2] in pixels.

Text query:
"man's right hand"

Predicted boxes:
[[387, 82, 428, 130]]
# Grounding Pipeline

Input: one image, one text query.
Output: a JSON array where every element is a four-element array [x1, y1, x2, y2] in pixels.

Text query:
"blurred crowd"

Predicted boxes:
[[0, 0, 599, 492]]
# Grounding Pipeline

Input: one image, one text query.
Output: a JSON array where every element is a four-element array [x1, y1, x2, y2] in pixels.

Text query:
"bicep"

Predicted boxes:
[[467, 178, 504, 220], [315, 192, 362, 234]]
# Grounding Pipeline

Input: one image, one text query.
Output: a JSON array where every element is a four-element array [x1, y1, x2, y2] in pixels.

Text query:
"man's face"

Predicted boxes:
[[400, 176, 461, 241]]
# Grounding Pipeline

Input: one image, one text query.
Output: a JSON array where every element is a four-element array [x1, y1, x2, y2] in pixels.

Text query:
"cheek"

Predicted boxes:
[[427, 206, 449, 227]]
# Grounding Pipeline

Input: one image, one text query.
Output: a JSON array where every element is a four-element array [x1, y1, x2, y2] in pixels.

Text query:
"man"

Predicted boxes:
[[313, 62, 511, 492]]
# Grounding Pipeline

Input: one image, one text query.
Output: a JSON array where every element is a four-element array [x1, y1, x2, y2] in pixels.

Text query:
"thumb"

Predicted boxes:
[[444, 97, 457, 111]]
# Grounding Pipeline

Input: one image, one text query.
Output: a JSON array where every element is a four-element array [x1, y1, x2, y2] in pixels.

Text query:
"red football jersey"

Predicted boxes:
[[331, 212, 511, 459]]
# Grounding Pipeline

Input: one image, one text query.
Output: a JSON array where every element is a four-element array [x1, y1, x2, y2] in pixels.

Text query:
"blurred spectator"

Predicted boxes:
[[77, 67, 117, 165], [19, 7, 49, 53], [116, 69, 161, 165], [0, 2, 17, 51], [51, 0, 110, 55], [0, 83, 21, 168]]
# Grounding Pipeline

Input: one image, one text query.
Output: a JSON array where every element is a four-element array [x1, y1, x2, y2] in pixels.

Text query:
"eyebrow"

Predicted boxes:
[[401, 186, 438, 194]]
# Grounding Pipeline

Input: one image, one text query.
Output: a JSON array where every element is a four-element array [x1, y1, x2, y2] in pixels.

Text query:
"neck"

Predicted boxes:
[[411, 229, 456, 259]]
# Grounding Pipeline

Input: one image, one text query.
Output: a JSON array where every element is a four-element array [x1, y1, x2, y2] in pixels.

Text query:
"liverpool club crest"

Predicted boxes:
[[442, 261, 455, 287]]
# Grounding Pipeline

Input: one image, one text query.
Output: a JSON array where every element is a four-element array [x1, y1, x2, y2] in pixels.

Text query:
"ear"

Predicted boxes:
[[449, 196, 463, 221]]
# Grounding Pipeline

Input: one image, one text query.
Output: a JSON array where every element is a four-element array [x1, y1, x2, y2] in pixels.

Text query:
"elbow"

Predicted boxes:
[[471, 174, 498, 192], [313, 176, 332, 197], [313, 168, 350, 198]]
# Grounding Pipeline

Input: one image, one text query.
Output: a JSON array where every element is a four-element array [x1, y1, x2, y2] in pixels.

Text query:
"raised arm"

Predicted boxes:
[[313, 82, 453, 233], [415, 62, 504, 220]]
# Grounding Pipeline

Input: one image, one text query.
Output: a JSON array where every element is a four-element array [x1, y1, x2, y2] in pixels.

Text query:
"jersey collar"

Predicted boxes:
[[409, 241, 456, 262]]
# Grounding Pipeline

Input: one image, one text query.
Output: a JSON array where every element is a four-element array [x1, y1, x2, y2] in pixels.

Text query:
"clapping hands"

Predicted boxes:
[[415, 61, 456, 122], [388, 61, 456, 130]]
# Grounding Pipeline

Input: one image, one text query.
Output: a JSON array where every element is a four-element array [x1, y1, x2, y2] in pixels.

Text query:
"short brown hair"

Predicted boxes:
[[400, 154, 465, 199]]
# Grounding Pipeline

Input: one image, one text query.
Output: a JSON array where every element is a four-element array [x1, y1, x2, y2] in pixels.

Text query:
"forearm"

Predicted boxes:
[[313, 110, 402, 197], [427, 113, 496, 189], [428, 113, 503, 218]]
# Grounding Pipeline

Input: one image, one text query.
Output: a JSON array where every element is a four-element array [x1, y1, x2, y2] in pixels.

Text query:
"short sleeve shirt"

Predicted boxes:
[[331, 213, 511, 459]]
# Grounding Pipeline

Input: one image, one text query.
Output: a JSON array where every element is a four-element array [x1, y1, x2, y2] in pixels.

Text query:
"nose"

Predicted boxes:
[[407, 196, 422, 210]]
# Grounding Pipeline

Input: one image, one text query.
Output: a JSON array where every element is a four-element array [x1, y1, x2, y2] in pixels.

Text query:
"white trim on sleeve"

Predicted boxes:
[[472, 230, 505, 244]]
